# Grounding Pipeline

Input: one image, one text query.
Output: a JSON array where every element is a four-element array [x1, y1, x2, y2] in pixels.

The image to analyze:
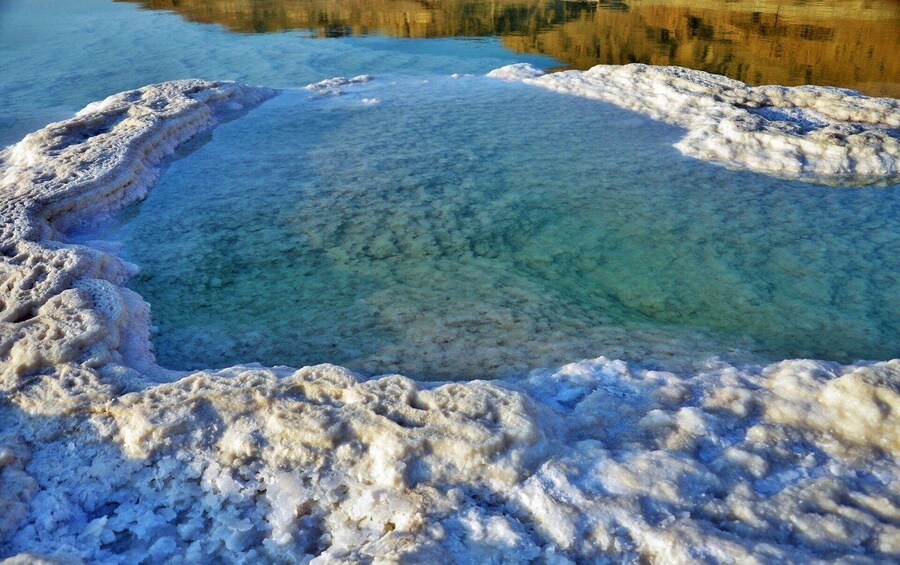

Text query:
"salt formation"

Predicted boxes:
[[0, 76, 899, 563], [304, 75, 372, 97], [488, 63, 900, 185]]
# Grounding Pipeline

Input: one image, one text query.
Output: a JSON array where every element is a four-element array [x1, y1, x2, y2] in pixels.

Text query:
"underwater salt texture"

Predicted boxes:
[[80, 76, 900, 379]]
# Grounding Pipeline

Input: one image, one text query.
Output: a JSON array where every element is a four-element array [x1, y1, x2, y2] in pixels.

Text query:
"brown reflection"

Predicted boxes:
[[122, 0, 900, 97]]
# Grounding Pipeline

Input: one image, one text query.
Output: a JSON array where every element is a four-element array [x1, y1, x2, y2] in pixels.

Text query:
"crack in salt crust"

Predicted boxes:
[[0, 75, 898, 563], [488, 63, 900, 185]]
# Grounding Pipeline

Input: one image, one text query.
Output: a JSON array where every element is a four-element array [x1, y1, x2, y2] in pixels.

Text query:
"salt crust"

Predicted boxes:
[[303, 76, 372, 97], [488, 63, 900, 185], [0, 75, 898, 563]]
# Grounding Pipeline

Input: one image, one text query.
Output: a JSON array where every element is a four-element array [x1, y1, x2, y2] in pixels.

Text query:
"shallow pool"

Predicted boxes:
[[81, 76, 900, 378]]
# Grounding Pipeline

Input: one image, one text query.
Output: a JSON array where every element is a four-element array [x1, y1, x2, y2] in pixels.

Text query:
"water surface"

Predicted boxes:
[[1, 0, 897, 147], [4, 0, 898, 378], [84, 77, 900, 378], [124, 0, 900, 97], [0, 0, 552, 146]]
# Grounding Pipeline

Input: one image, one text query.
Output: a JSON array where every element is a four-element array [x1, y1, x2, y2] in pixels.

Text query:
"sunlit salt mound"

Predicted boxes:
[[489, 63, 900, 186], [3, 360, 900, 562], [0, 80, 275, 242]]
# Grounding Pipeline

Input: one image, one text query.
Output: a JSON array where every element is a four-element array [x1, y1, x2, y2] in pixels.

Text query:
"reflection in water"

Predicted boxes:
[[123, 0, 900, 96]]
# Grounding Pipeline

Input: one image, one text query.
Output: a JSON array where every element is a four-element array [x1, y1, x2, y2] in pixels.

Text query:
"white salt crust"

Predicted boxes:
[[488, 63, 900, 185], [0, 75, 898, 564], [303, 75, 372, 97]]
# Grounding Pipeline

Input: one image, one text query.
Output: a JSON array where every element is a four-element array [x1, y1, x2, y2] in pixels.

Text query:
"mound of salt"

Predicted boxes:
[[489, 63, 900, 185]]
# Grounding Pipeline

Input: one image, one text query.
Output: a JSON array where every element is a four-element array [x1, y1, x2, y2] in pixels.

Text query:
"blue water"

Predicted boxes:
[[81, 77, 900, 378], [4, 0, 898, 378], [0, 0, 554, 147]]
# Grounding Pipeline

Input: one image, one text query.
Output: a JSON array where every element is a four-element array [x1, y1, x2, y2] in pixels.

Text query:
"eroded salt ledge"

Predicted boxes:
[[0, 71, 898, 563], [488, 63, 900, 185]]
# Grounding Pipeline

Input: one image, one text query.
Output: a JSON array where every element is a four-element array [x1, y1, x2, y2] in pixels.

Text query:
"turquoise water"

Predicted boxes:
[[0, 0, 553, 147], [82, 77, 900, 378], [4, 0, 898, 378]]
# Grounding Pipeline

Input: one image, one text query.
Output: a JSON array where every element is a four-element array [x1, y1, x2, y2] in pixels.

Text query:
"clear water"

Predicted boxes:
[[121, 0, 900, 98], [0, 0, 554, 146], [83, 77, 900, 378], [3, 0, 897, 148], [4, 0, 898, 378]]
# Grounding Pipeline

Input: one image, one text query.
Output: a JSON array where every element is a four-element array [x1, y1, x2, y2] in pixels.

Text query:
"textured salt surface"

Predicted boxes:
[[0, 72, 898, 562], [489, 63, 900, 185]]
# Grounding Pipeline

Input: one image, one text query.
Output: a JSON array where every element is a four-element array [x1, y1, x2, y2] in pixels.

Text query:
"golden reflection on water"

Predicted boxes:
[[124, 0, 900, 97]]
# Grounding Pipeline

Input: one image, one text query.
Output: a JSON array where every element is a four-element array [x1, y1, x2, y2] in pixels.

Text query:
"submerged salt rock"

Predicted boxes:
[[489, 63, 900, 185], [304, 75, 372, 96]]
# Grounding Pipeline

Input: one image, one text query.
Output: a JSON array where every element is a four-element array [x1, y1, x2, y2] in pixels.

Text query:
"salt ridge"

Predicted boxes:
[[488, 63, 900, 185], [0, 74, 898, 563]]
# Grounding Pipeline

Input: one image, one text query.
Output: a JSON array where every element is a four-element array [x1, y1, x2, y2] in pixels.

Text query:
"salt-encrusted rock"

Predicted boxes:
[[489, 63, 900, 185], [0, 75, 898, 563], [304, 75, 372, 96], [2, 357, 898, 562]]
